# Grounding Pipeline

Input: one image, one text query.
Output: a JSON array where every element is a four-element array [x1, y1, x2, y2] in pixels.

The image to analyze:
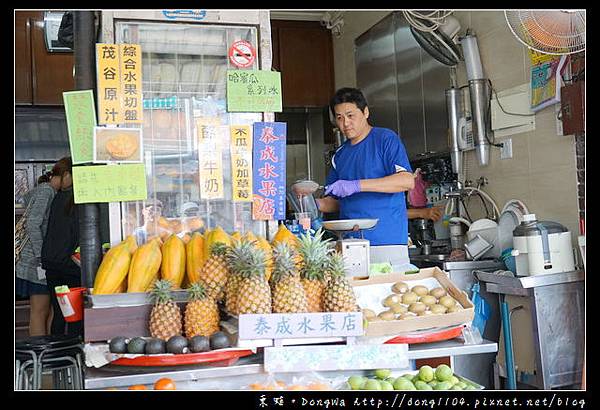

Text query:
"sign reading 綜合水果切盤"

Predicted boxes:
[[72, 163, 147, 204], [238, 312, 364, 340], [63, 90, 97, 165], [226, 70, 282, 112], [252, 122, 286, 220]]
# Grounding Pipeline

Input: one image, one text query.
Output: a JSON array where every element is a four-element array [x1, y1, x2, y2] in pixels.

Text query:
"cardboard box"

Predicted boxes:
[[350, 267, 474, 336]]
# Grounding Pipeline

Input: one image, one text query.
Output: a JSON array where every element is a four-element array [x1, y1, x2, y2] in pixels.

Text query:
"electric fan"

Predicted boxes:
[[504, 10, 585, 55]]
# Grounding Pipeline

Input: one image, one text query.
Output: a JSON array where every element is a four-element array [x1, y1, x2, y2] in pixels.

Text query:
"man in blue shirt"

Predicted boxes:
[[316, 88, 416, 246]]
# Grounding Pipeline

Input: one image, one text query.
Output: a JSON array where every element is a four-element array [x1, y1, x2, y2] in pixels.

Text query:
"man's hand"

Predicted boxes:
[[324, 180, 361, 198], [425, 207, 443, 222]]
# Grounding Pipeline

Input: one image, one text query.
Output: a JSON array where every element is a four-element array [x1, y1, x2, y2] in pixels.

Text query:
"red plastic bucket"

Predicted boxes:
[[56, 287, 85, 322]]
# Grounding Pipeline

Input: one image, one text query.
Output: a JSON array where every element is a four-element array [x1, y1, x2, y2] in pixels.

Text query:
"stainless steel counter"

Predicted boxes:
[[85, 339, 497, 390]]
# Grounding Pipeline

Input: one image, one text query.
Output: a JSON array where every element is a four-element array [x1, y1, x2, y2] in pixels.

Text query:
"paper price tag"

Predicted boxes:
[[58, 295, 75, 317]]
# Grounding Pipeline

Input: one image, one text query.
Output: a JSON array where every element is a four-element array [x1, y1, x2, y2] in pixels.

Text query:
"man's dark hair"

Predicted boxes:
[[329, 87, 369, 116]]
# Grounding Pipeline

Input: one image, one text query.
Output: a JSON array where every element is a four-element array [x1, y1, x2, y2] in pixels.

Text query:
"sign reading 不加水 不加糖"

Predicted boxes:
[[226, 70, 282, 113], [252, 122, 286, 220], [96, 43, 143, 125], [72, 163, 147, 204], [63, 90, 97, 164], [230, 125, 253, 202]]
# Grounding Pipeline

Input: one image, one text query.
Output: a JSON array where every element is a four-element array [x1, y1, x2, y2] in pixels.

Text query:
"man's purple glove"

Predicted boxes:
[[324, 180, 361, 198]]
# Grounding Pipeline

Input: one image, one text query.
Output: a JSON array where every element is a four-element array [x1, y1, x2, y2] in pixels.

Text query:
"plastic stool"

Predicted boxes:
[[15, 335, 84, 390]]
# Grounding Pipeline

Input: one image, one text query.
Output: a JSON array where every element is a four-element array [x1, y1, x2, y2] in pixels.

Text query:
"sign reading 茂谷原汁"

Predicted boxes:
[[96, 43, 143, 125], [238, 312, 364, 340], [72, 163, 147, 204]]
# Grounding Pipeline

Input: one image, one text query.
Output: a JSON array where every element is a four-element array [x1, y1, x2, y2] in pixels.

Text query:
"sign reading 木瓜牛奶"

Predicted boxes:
[[238, 312, 364, 340]]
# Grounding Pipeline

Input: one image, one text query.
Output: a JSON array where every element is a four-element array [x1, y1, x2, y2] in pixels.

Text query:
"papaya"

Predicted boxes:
[[93, 242, 132, 295], [127, 239, 162, 293], [272, 224, 300, 248], [185, 232, 205, 284], [123, 235, 138, 255], [181, 233, 191, 245], [160, 234, 186, 288], [203, 226, 230, 258]]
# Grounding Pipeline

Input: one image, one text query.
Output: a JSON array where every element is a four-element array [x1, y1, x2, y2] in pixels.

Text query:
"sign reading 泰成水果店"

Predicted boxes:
[[63, 90, 97, 165], [72, 163, 148, 204], [226, 70, 282, 112], [238, 312, 364, 340], [252, 122, 286, 221]]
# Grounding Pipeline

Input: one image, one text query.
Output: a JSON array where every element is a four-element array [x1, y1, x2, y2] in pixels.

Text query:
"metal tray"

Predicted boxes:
[[87, 289, 190, 308], [321, 219, 378, 232]]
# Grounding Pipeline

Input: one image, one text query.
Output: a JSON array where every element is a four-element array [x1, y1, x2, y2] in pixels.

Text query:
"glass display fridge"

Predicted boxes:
[[100, 10, 276, 246]]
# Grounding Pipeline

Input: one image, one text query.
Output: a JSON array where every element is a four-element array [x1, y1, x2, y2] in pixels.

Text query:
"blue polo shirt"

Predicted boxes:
[[325, 127, 412, 246]]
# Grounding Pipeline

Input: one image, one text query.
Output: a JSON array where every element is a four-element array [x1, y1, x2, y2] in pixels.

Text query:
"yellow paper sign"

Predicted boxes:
[[97, 44, 123, 125], [199, 125, 224, 200], [120, 44, 143, 124], [230, 125, 253, 202]]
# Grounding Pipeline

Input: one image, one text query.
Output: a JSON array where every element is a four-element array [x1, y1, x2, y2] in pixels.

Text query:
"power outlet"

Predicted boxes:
[[500, 138, 513, 160]]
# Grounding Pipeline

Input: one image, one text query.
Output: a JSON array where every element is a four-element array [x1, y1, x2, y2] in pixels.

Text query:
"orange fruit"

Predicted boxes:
[[307, 382, 330, 390], [154, 378, 177, 390], [287, 385, 306, 390], [128, 384, 147, 390]]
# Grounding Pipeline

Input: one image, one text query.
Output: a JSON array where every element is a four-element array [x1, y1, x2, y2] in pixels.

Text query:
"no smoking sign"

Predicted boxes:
[[228, 40, 256, 68]]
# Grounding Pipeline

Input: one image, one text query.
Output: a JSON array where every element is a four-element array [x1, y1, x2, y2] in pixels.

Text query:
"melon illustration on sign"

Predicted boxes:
[[228, 40, 256, 68]]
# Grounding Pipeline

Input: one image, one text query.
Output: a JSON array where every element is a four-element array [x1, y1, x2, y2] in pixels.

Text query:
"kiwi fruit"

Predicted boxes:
[[430, 287, 447, 299], [408, 302, 427, 313], [368, 316, 383, 322], [392, 281, 409, 294], [420, 295, 437, 306], [390, 303, 408, 314], [362, 308, 377, 319], [430, 304, 448, 314], [401, 292, 419, 305], [411, 285, 429, 297], [439, 295, 457, 308], [378, 310, 396, 321], [382, 294, 401, 307], [398, 313, 416, 320], [417, 310, 431, 316]]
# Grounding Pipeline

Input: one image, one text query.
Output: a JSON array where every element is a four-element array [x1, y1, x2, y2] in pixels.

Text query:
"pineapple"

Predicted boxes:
[[184, 282, 220, 338], [226, 239, 271, 315], [149, 279, 183, 341], [271, 242, 308, 313], [198, 242, 230, 303], [323, 252, 359, 312], [224, 269, 243, 315], [297, 229, 331, 312]]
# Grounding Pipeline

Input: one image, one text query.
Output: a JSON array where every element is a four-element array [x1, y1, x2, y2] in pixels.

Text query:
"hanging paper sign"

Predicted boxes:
[[119, 44, 143, 123], [226, 70, 282, 113], [252, 122, 286, 220], [96, 43, 143, 125], [63, 90, 97, 164], [529, 49, 567, 112], [230, 125, 253, 202], [228, 40, 256, 68], [72, 163, 148, 204], [199, 125, 225, 200], [97, 44, 123, 125]]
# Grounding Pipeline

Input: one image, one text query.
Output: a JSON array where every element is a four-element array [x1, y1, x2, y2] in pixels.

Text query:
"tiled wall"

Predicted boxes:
[[332, 10, 582, 242], [452, 10, 581, 242]]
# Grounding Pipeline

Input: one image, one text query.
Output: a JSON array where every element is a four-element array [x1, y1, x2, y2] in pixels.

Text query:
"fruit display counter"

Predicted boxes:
[[84, 338, 497, 390]]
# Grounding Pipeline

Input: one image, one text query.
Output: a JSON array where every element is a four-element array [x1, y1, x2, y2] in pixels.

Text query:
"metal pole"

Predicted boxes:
[[73, 11, 102, 288]]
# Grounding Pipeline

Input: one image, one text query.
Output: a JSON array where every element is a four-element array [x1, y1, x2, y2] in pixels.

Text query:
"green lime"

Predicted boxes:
[[434, 381, 452, 390], [393, 378, 416, 391], [435, 365, 453, 382], [380, 380, 394, 390], [418, 365, 434, 382], [347, 375, 367, 390], [364, 379, 382, 390], [414, 380, 433, 390], [374, 369, 392, 379]]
